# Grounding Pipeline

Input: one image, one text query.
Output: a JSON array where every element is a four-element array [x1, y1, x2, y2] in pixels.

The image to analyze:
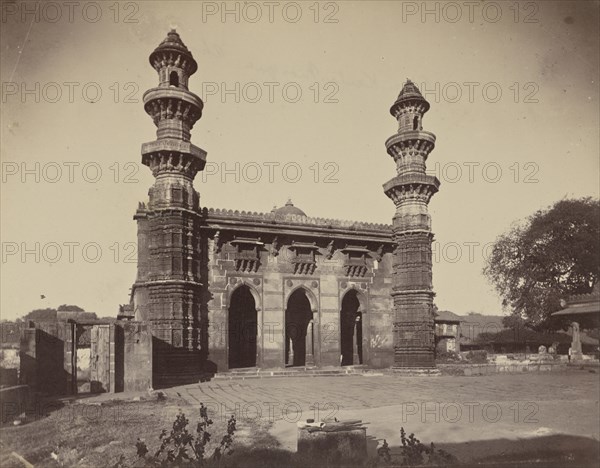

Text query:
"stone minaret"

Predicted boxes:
[[383, 80, 440, 368], [131, 30, 206, 382]]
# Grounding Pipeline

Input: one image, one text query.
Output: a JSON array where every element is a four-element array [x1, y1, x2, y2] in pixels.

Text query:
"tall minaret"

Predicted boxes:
[[383, 80, 440, 368], [131, 30, 206, 377]]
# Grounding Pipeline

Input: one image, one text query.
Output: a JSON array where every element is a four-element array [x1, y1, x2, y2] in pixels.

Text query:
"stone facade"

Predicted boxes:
[[130, 31, 440, 384]]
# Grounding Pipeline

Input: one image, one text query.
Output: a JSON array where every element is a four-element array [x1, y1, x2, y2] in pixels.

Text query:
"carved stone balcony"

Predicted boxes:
[[342, 246, 370, 278], [231, 238, 263, 273], [289, 241, 319, 275]]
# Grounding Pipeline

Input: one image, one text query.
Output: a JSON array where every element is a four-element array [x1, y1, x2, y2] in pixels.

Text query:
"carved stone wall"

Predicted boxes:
[[203, 227, 395, 372]]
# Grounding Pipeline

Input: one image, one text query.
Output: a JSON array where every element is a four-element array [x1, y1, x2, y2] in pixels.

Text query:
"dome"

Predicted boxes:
[[149, 29, 198, 74], [271, 199, 307, 217], [390, 79, 430, 115]]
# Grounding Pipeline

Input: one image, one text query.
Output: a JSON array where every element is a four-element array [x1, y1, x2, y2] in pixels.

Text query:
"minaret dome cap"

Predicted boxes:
[[149, 29, 198, 75], [390, 79, 430, 116]]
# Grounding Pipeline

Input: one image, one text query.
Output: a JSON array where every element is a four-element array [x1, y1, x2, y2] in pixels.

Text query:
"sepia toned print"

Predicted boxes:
[[1, 1, 599, 467]]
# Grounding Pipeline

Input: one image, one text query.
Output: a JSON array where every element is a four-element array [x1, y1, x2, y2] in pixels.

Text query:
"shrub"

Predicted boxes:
[[120, 403, 236, 467], [465, 350, 488, 363], [372, 427, 457, 466], [435, 351, 460, 363]]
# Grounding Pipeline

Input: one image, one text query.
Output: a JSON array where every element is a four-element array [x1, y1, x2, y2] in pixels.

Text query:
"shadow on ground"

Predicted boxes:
[[217, 433, 599, 468]]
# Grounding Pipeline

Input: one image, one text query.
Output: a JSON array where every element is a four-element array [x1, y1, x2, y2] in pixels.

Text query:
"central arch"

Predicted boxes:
[[228, 285, 258, 369], [285, 288, 314, 367], [340, 289, 363, 366]]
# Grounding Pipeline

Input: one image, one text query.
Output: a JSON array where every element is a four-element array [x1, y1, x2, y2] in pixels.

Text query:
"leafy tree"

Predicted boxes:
[[484, 197, 599, 330], [57, 304, 84, 312], [501, 313, 527, 331], [22, 308, 57, 322]]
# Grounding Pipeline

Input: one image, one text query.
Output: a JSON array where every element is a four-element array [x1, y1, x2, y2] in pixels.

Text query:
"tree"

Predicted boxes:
[[483, 197, 599, 330], [21, 305, 88, 322], [57, 304, 85, 312], [23, 308, 57, 322]]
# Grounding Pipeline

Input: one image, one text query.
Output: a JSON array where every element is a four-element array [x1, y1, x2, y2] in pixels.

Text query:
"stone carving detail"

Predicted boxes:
[[270, 236, 280, 257], [143, 152, 203, 179], [375, 244, 385, 262], [213, 231, 221, 253], [144, 97, 202, 129], [325, 240, 335, 259]]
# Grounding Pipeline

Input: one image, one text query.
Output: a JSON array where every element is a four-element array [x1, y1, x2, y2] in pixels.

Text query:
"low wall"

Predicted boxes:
[[0, 385, 30, 424], [438, 362, 568, 376]]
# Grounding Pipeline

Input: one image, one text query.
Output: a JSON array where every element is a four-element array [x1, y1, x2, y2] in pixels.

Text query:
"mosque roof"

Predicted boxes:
[[271, 199, 307, 217]]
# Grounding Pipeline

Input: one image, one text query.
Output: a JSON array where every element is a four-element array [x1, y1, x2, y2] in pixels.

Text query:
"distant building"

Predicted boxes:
[[434, 310, 461, 353], [456, 310, 598, 355], [457, 313, 505, 351], [553, 283, 600, 360]]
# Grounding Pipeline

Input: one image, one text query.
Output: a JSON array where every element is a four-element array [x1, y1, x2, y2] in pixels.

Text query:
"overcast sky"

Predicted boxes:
[[1, 0, 598, 321]]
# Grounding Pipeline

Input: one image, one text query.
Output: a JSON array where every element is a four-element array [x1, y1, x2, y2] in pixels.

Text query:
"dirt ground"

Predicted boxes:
[[1, 369, 599, 467]]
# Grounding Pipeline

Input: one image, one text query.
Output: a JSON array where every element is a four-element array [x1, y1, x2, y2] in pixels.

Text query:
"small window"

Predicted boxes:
[[413, 115, 419, 130], [169, 71, 179, 87]]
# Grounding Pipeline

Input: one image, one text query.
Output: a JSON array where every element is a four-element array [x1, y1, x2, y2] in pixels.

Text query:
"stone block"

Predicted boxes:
[[297, 426, 367, 464]]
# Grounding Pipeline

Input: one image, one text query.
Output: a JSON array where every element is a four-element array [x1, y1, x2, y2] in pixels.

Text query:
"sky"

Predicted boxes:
[[1, 0, 599, 321]]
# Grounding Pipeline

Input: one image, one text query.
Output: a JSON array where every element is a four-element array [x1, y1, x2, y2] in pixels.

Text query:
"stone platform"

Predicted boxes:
[[211, 365, 381, 381]]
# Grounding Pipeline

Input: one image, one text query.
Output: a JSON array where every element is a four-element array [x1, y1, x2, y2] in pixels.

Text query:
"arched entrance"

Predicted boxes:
[[228, 285, 257, 369], [285, 288, 314, 367], [340, 290, 363, 366]]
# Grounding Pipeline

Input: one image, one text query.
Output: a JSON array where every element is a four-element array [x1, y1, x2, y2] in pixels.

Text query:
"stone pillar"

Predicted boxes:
[[571, 321, 583, 361], [352, 316, 360, 365], [306, 320, 315, 367], [383, 81, 440, 368], [131, 30, 207, 386]]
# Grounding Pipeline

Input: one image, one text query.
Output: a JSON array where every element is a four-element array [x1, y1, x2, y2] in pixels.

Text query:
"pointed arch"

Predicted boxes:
[[285, 285, 319, 313], [228, 280, 262, 312], [227, 283, 259, 369], [340, 288, 366, 366], [285, 286, 317, 367]]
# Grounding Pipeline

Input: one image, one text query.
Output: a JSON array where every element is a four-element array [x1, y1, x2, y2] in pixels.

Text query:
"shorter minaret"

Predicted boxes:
[[383, 80, 440, 368]]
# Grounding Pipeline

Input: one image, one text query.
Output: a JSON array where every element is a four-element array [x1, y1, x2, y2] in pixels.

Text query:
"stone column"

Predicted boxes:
[[383, 81, 440, 369], [571, 321, 583, 361], [306, 319, 315, 367], [352, 315, 361, 365]]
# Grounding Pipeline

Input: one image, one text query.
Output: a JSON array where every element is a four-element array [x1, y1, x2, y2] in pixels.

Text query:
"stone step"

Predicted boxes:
[[211, 366, 371, 381]]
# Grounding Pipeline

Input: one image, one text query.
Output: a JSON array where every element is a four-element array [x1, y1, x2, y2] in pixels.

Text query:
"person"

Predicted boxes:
[[568, 346, 572, 363]]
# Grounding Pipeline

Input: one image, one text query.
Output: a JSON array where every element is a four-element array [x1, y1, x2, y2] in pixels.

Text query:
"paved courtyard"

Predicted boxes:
[[169, 369, 600, 463]]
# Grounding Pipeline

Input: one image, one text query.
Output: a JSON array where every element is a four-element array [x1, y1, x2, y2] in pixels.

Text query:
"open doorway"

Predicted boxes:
[[228, 285, 258, 369], [285, 289, 313, 367], [340, 290, 363, 366]]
